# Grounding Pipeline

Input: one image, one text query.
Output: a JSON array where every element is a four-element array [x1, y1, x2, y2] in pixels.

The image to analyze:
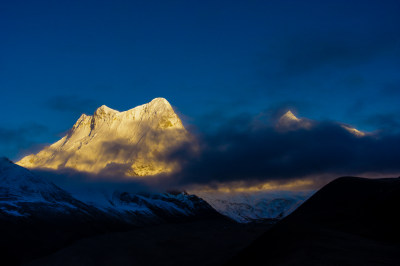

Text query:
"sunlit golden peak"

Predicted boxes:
[[276, 110, 312, 131], [282, 110, 300, 121], [17, 97, 188, 177]]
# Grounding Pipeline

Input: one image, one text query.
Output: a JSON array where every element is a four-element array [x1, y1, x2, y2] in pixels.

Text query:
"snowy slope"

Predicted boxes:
[[68, 187, 221, 225], [194, 190, 313, 223], [17, 98, 188, 176], [0, 158, 220, 223], [0, 157, 95, 218]]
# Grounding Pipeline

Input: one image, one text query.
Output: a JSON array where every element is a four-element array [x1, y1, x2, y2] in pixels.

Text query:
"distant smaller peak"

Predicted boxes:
[[282, 110, 300, 121]]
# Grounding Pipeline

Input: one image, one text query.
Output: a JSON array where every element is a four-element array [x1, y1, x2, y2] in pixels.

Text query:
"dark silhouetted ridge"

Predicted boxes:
[[228, 176, 400, 265]]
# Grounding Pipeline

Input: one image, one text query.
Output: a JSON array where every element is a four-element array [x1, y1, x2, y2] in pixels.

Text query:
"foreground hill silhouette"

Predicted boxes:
[[229, 176, 400, 265]]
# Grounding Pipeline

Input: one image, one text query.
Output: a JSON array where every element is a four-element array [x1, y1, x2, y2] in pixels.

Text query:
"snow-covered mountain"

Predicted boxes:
[[276, 110, 312, 131], [17, 98, 188, 176], [114, 191, 221, 223], [68, 188, 223, 225], [13, 100, 366, 223], [0, 158, 221, 224], [0, 156, 309, 224], [194, 190, 313, 223], [17, 102, 366, 178], [0, 157, 94, 219]]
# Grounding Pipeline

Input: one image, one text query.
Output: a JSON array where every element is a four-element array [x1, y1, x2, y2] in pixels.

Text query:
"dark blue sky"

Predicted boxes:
[[1, 0, 400, 160]]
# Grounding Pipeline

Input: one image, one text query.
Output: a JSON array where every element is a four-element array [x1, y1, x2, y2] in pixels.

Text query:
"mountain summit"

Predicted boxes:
[[280, 110, 300, 122], [276, 110, 311, 131], [17, 98, 188, 176], [276, 110, 365, 136]]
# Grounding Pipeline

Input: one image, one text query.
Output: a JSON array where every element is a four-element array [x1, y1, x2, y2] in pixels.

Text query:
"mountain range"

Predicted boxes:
[[1, 98, 397, 265], [13, 98, 369, 223], [17, 99, 366, 177]]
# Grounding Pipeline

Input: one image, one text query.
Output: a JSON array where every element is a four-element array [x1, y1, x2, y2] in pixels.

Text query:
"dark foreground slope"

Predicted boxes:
[[27, 220, 274, 266], [229, 177, 400, 266]]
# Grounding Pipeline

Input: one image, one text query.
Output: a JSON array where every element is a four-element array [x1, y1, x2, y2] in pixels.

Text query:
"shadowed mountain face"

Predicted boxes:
[[229, 177, 400, 266]]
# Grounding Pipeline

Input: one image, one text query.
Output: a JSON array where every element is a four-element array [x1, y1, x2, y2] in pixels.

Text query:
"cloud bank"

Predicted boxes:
[[23, 111, 400, 192], [163, 113, 400, 189]]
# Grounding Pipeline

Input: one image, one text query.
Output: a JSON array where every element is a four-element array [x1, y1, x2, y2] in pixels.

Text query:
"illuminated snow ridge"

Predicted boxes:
[[17, 98, 189, 177]]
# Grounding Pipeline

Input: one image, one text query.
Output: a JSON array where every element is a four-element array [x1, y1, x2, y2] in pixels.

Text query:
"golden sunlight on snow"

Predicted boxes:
[[276, 110, 312, 131], [17, 101, 368, 179], [341, 125, 366, 137], [17, 98, 189, 177]]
